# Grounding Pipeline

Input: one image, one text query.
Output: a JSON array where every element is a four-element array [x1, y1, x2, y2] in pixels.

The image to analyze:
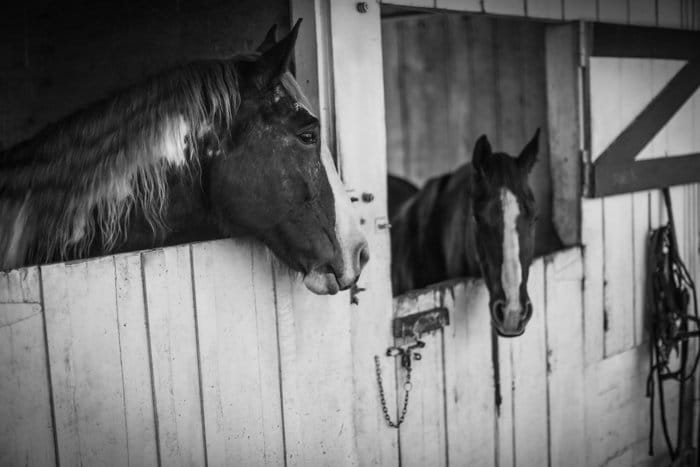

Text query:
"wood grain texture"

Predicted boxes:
[[443, 281, 496, 466], [114, 253, 159, 466], [510, 259, 548, 467], [142, 246, 205, 467], [191, 239, 284, 467], [42, 257, 129, 467], [546, 24, 582, 246], [0, 267, 56, 467], [398, 329, 447, 467], [545, 249, 586, 467], [329, 2, 400, 465]]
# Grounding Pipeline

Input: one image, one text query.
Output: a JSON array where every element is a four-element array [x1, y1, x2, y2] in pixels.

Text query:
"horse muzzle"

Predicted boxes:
[[490, 299, 533, 338], [303, 239, 369, 295]]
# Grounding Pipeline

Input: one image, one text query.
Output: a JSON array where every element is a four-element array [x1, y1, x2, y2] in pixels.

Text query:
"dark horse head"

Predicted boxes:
[[0, 21, 369, 295], [471, 130, 539, 336], [389, 130, 539, 336]]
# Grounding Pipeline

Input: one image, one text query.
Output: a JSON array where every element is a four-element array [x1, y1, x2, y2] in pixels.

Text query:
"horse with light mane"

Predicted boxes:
[[389, 130, 539, 337], [0, 21, 369, 296]]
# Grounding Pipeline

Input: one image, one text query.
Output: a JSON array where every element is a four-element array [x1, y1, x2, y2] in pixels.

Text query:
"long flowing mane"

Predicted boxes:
[[0, 56, 250, 270]]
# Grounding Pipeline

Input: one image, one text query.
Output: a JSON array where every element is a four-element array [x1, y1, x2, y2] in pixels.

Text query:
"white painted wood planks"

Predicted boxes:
[[0, 267, 55, 467]]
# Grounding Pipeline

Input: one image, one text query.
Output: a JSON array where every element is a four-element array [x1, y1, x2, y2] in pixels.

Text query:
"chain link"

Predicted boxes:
[[374, 354, 411, 428]]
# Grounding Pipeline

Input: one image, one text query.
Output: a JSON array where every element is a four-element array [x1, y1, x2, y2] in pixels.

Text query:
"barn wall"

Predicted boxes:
[[382, 2, 700, 466], [1, 239, 590, 466], [382, 14, 562, 256], [0, 0, 289, 149]]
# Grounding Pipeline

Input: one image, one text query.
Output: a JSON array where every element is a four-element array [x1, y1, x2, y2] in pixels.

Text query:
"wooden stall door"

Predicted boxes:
[[387, 249, 584, 467]]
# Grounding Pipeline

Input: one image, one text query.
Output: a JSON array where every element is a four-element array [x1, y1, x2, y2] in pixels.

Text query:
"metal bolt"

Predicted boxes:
[[361, 192, 374, 203], [356, 2, 369, 13]]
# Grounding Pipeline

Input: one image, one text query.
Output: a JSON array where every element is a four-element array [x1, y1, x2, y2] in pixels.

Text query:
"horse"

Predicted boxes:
[[0, 20, 369, 296], [389, 130, 539, 337]]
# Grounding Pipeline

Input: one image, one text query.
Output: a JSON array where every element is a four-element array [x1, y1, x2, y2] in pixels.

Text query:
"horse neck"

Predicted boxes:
[[106, 158, 220, 255], [438, 167, 481, 279]]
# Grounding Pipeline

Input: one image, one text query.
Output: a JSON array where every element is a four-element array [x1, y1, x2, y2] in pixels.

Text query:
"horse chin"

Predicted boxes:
[[303, 270, 340, 295]]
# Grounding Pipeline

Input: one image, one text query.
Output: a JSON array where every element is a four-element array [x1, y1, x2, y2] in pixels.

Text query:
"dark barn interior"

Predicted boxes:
[[0, 0, 288, 150]]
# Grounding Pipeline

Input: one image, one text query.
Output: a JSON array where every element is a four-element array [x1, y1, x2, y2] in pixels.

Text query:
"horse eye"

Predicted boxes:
[[298, 131, 317, 145]]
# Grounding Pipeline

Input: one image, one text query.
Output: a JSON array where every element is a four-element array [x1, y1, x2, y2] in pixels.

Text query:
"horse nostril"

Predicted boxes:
[[491, 299, 506, 323], [356, 241, 370, 271], [522, 299, 533, 323]]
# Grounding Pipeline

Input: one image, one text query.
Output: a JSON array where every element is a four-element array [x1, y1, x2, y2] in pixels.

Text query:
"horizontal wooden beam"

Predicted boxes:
[[592, 154, 700, 197], [591, 23, 700, 59], [595, 57, 700, 169]]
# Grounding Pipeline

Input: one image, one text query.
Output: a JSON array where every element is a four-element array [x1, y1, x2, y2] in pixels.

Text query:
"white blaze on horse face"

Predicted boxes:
[[500, 188, 522, 318], [303, 146, 368, 294]]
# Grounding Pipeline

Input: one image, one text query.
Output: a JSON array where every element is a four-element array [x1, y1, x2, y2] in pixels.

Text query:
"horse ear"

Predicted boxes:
[[253, 19, 302, 88], [517, 128, 540, 173], [256, 24, 278, 53], [472, 135, 492, 174]]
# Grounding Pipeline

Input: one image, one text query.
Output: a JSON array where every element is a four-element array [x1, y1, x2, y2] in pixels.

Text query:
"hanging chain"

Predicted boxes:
[[374, 354, 412, 428]]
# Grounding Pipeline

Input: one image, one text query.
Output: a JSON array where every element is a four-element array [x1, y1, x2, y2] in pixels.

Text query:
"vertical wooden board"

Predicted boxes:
[[597, 0, 628, 23], [442, 281, 496, 467], [527, 0, 563, 19], [628, 0, 657, 25], [496, 338, 515, 467], [644, 60, 686, 158], [0, 267, 56, 467], [494, 18, 526, 154], [546, 249, 586, 467], [582, 198, 605, 365], [636, 59, 657, 160], [114, 253, 158, 467], [590, 57, 622, 160], [191, 239, 284, 467], [657, 0, 683, 28], [470, 17, 499, 151], [382, 20, 407, 178], [270, 267, 303, 466], [483, 0, 526, 16], [42, 258, 128, 467], [445, 15, 473, 170], [563, 0, 597, 20], [520, 21, 559, 256], [274, 274, 359, 466], [546, 24, 582, 246], [398, 15, 451, 183], [142, 245, 205, 467], [665, 83, 694, 158], [632, 191, 651, 346], [603, 194, 636, 357], [670, 185, 688, 268], [694, 90, 700, 154], [398, 330, 447, 467], [329, 3, 399, 466], [510, 259, 549, 467]]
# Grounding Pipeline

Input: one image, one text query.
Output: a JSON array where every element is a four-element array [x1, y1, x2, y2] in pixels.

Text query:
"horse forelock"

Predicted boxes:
[[0, 57, 247, 269]]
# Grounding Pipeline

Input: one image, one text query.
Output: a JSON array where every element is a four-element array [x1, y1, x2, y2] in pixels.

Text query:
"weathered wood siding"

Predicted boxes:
[[1, 241, 595, 467], [382, 3, 700, 466], [382, 14, 561, 256], [582, 4, 700, 465]]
